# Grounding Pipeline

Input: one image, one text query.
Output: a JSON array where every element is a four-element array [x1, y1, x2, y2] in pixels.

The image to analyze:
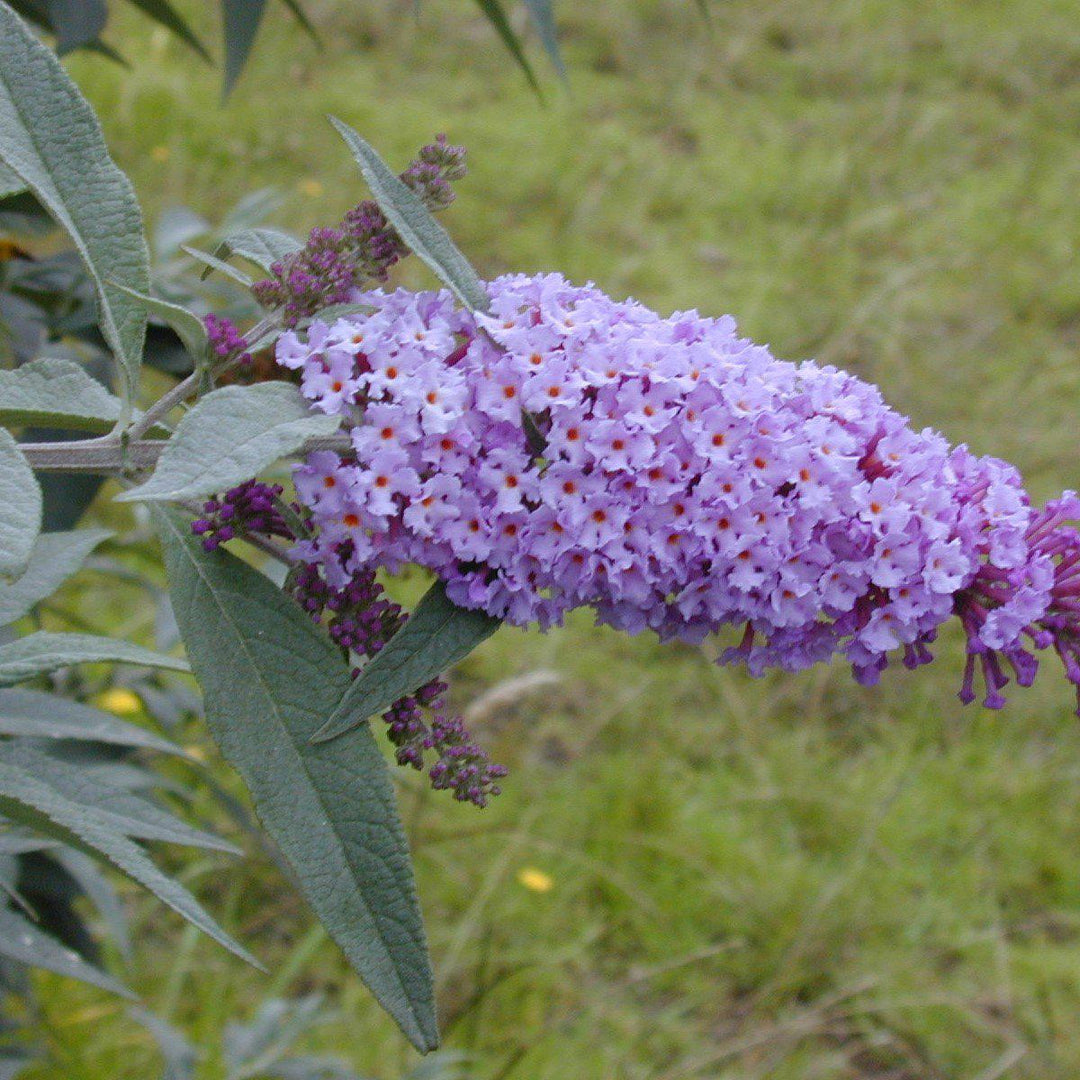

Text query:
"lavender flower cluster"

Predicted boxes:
[[276, 272, 1080, 713]]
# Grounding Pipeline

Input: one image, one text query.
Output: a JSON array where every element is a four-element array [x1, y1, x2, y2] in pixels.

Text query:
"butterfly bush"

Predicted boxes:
[[273, 272, 1080, 716]]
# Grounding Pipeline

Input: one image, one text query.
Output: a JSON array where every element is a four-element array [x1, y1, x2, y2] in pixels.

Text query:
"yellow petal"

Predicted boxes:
[[93, 688, 142, 716], [516, 867, 554, 893]]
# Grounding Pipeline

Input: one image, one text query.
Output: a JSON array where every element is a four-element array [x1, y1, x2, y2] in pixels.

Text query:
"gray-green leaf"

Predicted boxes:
[[0, 756, 257, 966], [0, 428, 41, 582], [0, 742, 238, 853], [212, 227, 301, 276], [222, 0, 269, 95], [0, 161, 23, 198], [0, 3, 150, 405], [0, 357, 126, 434], [312, 580, 500, 744], [0, 902, 132, 997], [0, 632, 188, 687], [112, 284, 209, 369], [0, 687, 180, 754], [158, 508, 438, 1052], [329, 119, 490, 312], [0, 528, 111, 626], [118, 383, 340, 504]]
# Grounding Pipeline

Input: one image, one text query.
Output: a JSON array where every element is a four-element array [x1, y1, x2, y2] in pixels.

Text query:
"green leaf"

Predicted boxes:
[[277, 0, 320, 43], [0, 2, 150, 406], [0, 357, 125, 434], [472, 0, 539, 93], [44, 0, 108, 54], [54, 847, 132, 961], [0, 428, 40, 582], [181, 243, 255, 287], [0, 902, 133, 997], [311, 580, 500, 744], [211, 227, 301, 276], [0, 756, 258, 966], [222, 0, 269, 96], [117, 383, 341, 504], [328, 119, 490, 312], [0, 161, 24, 198], [111, 285, 209, 369], [0, 528, 110, 626], [0, 632, 188, 687], [0, 742, 239, 853], [521, 0, 566, 78], [122, 0, 211, 63], [158, 509, 438, 1051], [0, 687, 181, 754]]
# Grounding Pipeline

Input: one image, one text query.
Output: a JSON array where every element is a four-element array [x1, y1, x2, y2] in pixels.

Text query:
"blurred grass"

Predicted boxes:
[[24, 0, 1080, 1076]]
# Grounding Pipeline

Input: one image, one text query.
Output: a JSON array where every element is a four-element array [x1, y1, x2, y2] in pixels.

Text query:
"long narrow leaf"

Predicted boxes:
[[0, 902, 132, 997], [312, 580, 500, 744], [112, 284, 209, 368], [211, 227, 300, 276], [0, 757, 258, 966], [0, 529, 111, 626], [222, 0, 269, 96], [158, 508, 438, 1051], [0, 3, 150, 405], [0, 687, 182, 755], [0, 743, 239, 853], [122, 0, 211, 62], [521, 0, 566, 78], [44, 0, 107, 54], [0, 429, 40, 581], [329, 119, 490, 312], [472, 0, 539, 92], [0, 632, 188, 687]]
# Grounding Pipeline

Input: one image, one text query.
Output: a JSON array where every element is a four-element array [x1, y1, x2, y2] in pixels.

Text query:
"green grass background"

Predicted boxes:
[[28, 0, 1080, 1076]]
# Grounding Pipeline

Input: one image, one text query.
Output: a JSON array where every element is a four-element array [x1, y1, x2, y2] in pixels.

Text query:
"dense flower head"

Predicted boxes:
[[276, 272, 1080, 713]]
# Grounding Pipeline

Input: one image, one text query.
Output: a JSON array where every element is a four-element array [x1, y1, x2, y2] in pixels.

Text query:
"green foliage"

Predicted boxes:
[[118, 383, 341, 503], [111, 284, 209, 370], [0, 428, 39, 579], [210, 227, 302, 276], [329, 119, 491, 312], [0, 632, 187, 686], [0, 529, 110, 624], [313, 582, 502, 745], [0, 359, 127, 434], [159, 510, 439, 1052], [0, 1, 149, 409]]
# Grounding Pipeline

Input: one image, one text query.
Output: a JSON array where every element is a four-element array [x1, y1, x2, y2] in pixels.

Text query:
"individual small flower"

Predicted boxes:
[[517, 867, 554, 893]]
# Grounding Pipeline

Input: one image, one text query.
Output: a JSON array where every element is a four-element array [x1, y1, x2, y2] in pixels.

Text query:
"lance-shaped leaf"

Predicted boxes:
[[222, 0, 269, 96], [117, 383, 341, 504], [329, 119, 490, 312], [0, 903, 132, 997], [44, 0, 108, 54], [0, 429, 40, 581], [0, 357, 125, 434], [0, 757, 258, 966], [0, 743, 238, 853], [0, 687, 180, 754], [0, 3, 150, 404], [522, 0, 566, 78], [123, 0, 211, 63], [0, 528, 111, 626], [112, 285, 209, 369], [158, 509, 438, 1051], [211, 227, 301, 276], [472, 0, 539, 92], [0, 161, 23, 198], [181, 244, 254, 287], [0, 632, 188, 687], [312, 581, 500, 744]]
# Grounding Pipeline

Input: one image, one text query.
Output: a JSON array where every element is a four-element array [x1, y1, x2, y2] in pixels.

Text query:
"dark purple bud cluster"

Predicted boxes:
[[252, 135, 467, 327], [190, 480, 292, 552], [290, 556, 506, 807], [204, 313, 253, 367]]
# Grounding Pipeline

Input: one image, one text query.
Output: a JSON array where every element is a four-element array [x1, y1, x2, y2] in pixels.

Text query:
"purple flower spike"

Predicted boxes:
[[273, 272, 1080, 716]]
